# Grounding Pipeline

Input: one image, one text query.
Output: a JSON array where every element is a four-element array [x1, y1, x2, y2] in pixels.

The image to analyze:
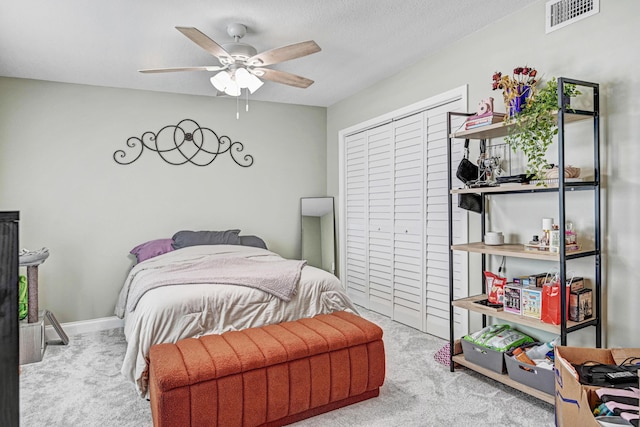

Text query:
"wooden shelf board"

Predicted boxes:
[[450, 181, 597, 195], [450, 112, 591, 140], [452, 354, 555, 405], [450, 242, 592, 261], [452, 294, 594, 333]]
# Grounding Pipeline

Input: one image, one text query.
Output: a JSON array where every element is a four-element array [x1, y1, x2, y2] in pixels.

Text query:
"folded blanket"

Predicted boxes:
[[125, 255, 307, 312]]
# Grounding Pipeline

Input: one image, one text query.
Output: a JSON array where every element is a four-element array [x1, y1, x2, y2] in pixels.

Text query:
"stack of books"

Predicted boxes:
[[465, 112, 506, 130]]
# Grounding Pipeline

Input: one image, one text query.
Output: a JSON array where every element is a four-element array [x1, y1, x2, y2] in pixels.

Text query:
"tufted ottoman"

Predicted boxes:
[[148, 311, 385, 426]]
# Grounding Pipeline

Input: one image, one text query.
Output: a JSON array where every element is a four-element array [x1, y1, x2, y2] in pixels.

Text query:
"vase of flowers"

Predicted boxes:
[[492, 66, 538, 117], [490, 68, 581, 182]]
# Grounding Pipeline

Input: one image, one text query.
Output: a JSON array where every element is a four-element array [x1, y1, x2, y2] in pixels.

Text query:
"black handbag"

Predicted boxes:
[[458, 193, 482, 214], [456, 139, 478, 186]]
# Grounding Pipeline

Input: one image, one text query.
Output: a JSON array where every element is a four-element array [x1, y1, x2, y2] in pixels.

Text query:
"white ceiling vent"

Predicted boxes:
[[546, 0, 599, 33]]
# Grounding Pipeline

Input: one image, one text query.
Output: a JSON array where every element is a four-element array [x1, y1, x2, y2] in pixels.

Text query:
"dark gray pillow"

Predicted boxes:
[[171, 229, 241, 249], [239, 235, 268, 249]]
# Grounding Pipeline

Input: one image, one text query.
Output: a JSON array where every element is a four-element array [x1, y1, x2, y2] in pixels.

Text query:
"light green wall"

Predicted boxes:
[[327, 0, 640, 347], [0, 77, 326, 322]]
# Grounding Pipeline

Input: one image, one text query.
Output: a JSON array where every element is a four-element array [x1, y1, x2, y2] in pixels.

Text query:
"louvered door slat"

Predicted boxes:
[[367, 124, 393, 317], [344, 132, 368, 307]]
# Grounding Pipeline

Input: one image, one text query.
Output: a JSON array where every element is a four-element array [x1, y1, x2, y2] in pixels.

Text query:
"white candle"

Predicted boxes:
[[542, 218, 554, 231]]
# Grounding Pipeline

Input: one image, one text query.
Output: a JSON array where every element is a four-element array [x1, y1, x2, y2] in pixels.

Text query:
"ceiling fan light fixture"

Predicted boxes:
[[246, 75, 264, 94], [234, 68, 251, 85], [224, 78, 241, 97], [235, 68, 264, 93], [210, 71, 231, 92], [146, 24, 320, 117]]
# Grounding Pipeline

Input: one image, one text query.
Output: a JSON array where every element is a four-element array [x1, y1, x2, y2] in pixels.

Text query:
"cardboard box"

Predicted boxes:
[[503, 283, 522, 315], [513, 276, 532, 287], [569, 288, 593, 321], [528, 272, 548, 288], [555, 346, 640, 427], [568, 276, 585, 292], [521, 287, 542, 319]]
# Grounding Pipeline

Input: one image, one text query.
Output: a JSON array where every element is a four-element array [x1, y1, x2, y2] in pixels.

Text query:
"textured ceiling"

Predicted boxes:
[[0, 0, 537, 107]]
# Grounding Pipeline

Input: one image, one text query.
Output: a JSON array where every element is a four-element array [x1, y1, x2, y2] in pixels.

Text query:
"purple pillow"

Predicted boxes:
[[130, 238, 174, 263]]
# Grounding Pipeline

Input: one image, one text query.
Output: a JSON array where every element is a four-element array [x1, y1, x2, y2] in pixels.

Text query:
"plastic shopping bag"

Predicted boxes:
[[18, 275, 27, 320], [541, 281, 570, 325]]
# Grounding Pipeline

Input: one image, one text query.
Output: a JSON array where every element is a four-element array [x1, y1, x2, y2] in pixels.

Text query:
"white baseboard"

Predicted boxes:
[[45, 316, 124, 339]]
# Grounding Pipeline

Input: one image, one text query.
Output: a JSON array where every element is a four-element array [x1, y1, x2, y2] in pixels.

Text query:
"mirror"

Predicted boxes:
[[301, 197, 336, 275]]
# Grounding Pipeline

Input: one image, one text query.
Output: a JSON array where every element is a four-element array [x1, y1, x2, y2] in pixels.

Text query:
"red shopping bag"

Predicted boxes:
[[541, 281, 570, 325]]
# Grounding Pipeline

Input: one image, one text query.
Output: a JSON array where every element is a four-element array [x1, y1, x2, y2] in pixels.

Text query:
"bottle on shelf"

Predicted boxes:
[[525, 338, 559, 361], [550, 224, 561, 253], [512, 347, 536, 365]]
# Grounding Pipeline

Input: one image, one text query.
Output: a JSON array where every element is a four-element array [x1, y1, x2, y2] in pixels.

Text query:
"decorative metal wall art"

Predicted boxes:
[[113, 119, 254, 167]]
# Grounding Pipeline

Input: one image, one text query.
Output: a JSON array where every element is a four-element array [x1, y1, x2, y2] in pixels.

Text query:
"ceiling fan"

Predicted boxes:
[[139, 23, 321, 97]]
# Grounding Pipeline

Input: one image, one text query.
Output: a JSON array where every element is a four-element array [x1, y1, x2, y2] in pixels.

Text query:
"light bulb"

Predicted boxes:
[[224, 76, 241, 97]]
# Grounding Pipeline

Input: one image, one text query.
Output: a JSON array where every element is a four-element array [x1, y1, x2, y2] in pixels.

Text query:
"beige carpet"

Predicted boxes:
[[19, 306, 554, 426]]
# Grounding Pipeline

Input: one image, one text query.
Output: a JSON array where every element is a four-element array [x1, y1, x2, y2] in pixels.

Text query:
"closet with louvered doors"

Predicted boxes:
[[340, 87, 468, 336]]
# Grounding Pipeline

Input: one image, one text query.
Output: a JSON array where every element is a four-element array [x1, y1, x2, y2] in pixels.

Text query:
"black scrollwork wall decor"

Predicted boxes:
[[113, 119, 254, 167]]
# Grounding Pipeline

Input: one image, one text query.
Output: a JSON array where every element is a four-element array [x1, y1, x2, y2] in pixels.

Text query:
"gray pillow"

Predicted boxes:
[[239, 235, 268, 249], [171, 229, 241, 249]]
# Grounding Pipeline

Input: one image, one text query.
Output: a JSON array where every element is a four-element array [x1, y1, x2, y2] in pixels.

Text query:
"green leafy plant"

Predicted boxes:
[[503, 77, 580, 181]]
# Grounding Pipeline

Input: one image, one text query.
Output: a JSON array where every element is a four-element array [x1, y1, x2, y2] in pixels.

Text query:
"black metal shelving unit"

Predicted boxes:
[[1, 211, 20, 427], [445, 78, 601, 403]]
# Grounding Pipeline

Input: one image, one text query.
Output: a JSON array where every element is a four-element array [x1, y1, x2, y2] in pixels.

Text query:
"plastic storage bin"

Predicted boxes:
[[460, 338, 506, 374], [504, 347, 555, 395]]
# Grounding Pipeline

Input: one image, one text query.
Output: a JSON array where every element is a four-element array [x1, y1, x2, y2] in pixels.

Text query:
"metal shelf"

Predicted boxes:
[[445, 77, 602, 405], [450, 111, 593, 140], [451, 242, 596, 261], [451, 181, 598, 195], [452, 353, 554, 405], [452, 294, 597, 334]]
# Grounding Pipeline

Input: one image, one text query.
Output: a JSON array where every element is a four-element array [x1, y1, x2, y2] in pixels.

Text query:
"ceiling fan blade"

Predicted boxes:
[[138, 65, 227, 73], [253, 68, 314, 88], [247, 41, 321, 66], [175, 26, 233, 62]]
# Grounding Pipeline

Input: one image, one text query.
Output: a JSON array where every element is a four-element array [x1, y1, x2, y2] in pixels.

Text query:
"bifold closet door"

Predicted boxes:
[[343, 131, 368, 307], [366, 124, 394, 317], [341, 86, 468, 338], [392, 114, 425, 330]]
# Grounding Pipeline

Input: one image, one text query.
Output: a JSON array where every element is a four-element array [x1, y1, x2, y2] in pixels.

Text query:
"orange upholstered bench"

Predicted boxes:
[[148, 311, 385, 427]]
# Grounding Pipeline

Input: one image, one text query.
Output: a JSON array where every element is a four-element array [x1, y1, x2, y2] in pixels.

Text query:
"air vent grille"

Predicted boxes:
[[546, 0, 599, 33]]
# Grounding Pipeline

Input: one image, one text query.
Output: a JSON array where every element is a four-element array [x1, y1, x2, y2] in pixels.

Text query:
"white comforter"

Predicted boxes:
[[115, 245, 358, 398]]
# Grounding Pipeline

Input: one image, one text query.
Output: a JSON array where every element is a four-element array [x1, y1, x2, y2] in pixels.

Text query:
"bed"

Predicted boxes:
[[114, 235, 358, 398]]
